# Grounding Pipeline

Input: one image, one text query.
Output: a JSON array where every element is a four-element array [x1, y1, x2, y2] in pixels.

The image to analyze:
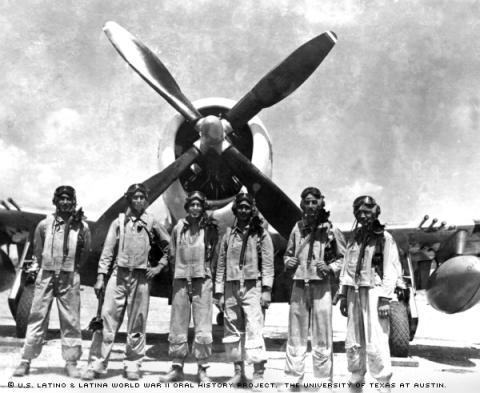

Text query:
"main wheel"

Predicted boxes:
[[216, 311, 224, 326], [15, 283, 35, 338], [389, 300, 410, 357]]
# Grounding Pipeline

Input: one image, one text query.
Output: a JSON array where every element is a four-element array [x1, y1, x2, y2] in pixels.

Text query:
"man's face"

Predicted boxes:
[[56, 193, 74, 214], [188, 200, 204, 219], [356, 205, 375, 226], [130, 191, 147, 214], [236, 201, 253, 222], [302, 194, 323, 217]]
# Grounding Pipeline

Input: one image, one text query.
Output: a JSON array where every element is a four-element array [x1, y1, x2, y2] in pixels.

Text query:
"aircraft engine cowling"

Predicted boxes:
[[426, 255, 480, 313], [159, 97, 272, 230]]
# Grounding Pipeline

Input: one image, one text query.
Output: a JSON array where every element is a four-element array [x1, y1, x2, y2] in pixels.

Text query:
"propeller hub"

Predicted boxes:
[[197, 115, 225, 153]]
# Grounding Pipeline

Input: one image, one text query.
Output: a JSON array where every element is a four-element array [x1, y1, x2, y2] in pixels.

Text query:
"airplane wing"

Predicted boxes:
[[384, 218, 480, 314], [0, 206, 45, 292]]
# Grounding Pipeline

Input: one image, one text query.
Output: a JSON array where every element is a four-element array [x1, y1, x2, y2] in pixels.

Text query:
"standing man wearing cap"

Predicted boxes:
[[159, 191, 219, 383], [13, 186, 91, 378], [337, 196, 398, 393], [82, 183, 169, 381], [281, 187, 346, 388], [215, 193, 274, 387]]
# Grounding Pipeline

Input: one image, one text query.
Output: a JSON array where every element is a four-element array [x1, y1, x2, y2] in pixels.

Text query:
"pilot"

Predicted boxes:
[[82, 183, 169, 381], [337, 196, 399, 393], [13, 185, 91, 378], [281, 187, 346, 387], [158, 191, 219, 383], [215, 193, 274, 387]]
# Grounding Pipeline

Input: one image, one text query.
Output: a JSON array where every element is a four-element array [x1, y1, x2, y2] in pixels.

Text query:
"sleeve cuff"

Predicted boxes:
[[215, 283, 224, 294], [262, 277, 274, 289]]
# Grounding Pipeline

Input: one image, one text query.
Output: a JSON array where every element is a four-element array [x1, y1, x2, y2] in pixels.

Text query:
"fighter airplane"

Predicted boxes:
[[1, 22, 480, 359]]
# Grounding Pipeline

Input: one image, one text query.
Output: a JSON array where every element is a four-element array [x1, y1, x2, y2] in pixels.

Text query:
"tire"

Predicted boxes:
[[216, 311, 224, 326], [389, 300, 410, 357], [15, 283, 35, 338]]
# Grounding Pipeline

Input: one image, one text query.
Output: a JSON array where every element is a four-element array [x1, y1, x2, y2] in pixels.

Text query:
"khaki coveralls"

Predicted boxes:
[[283, 220, 346, 383], [215, 224, 274, 363], [88, 211, 169, 373], [22, 214, 90, 362], [339, 229, 399, 384], [158, 218, 218, 367]]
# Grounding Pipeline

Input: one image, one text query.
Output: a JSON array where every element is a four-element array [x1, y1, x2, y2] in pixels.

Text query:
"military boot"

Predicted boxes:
[[197, 365, 211, 383], [65, 361, 80, 378], [124, 368, 140, 381], [159, 365, 184, 382], [12, 360, 30, 377], [349, 382, 364, 393], [227, 361, 247, 386], [252, 362, 266, 391], [81, 369, 100, 381]]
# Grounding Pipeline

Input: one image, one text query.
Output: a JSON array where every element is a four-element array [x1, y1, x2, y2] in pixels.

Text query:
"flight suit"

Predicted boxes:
[[283, 220, 346, 383], [215, 224, 274, 363], [87, 211, 169, 374], [158, 218, 218, 367], [21, 214, 90, 362], [339, 229, 399, 385]]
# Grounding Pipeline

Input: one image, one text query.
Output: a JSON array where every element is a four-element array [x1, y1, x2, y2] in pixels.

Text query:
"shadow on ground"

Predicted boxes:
[[410, 344, 480, 368], [2, 323, 479, 369]]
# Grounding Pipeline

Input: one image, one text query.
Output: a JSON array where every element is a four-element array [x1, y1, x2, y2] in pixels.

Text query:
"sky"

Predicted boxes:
[[1, 0, 479, 226]]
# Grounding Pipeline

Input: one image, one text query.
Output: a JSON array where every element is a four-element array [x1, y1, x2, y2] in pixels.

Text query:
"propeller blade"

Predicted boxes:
[[221, 146, 302, 239], [92, 146, 200, 248], [225, 31, 337, 131], [103, 21, 202, 124]]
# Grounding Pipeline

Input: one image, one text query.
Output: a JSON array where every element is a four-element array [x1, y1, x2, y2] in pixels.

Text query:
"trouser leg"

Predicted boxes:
[[192, 277, 213, 366], [223, 281, 243, 362], [90, 269, 127, 373], [364, 287, 393, 383], [125, 271, 149, 367], [284, 281, 309, 383], [168, 279, 191, 366], [345, 287, 367, 384], [22, 270, 54, 360], [243, 280, 267, 364], [310, 280, 333, 382], [56, 271, 82, 362], [124, 270, 150, 372]]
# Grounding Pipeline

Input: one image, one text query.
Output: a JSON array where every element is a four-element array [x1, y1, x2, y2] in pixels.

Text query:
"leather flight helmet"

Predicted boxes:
[[184, 190, 208, 211], [52, 185, 76, 206], [124, 183, 149, 201]]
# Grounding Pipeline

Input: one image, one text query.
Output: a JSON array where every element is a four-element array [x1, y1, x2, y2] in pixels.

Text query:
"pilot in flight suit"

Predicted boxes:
[[82, 183, 169, 381], [13, 185, 91, 378], [215, 193, 274, 387], [159, 191, 219, 384], [282, 187, 346, 387], [338, 196, 399, 393]]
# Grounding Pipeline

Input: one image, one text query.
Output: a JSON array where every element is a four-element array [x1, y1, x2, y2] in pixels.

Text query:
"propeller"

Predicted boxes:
[[221, 145, 302, 238], [103, 21, 202, 125], [102, 21, 336, 239], [91, 146, 200, 248], [225, 31, 337, 132]]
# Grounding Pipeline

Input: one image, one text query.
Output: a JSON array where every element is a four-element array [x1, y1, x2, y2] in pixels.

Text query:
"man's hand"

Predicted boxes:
[[26, 261, 39, 274], [378, 297, 390, 318], [285, 257, 300, 270], [146, 265, 163, 280], [316, 262, 331, 279], [214, 293, 225, 311], [260, 288, 271, 309], [340, 298, 348, 317], [94, 274, 105, 298]]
